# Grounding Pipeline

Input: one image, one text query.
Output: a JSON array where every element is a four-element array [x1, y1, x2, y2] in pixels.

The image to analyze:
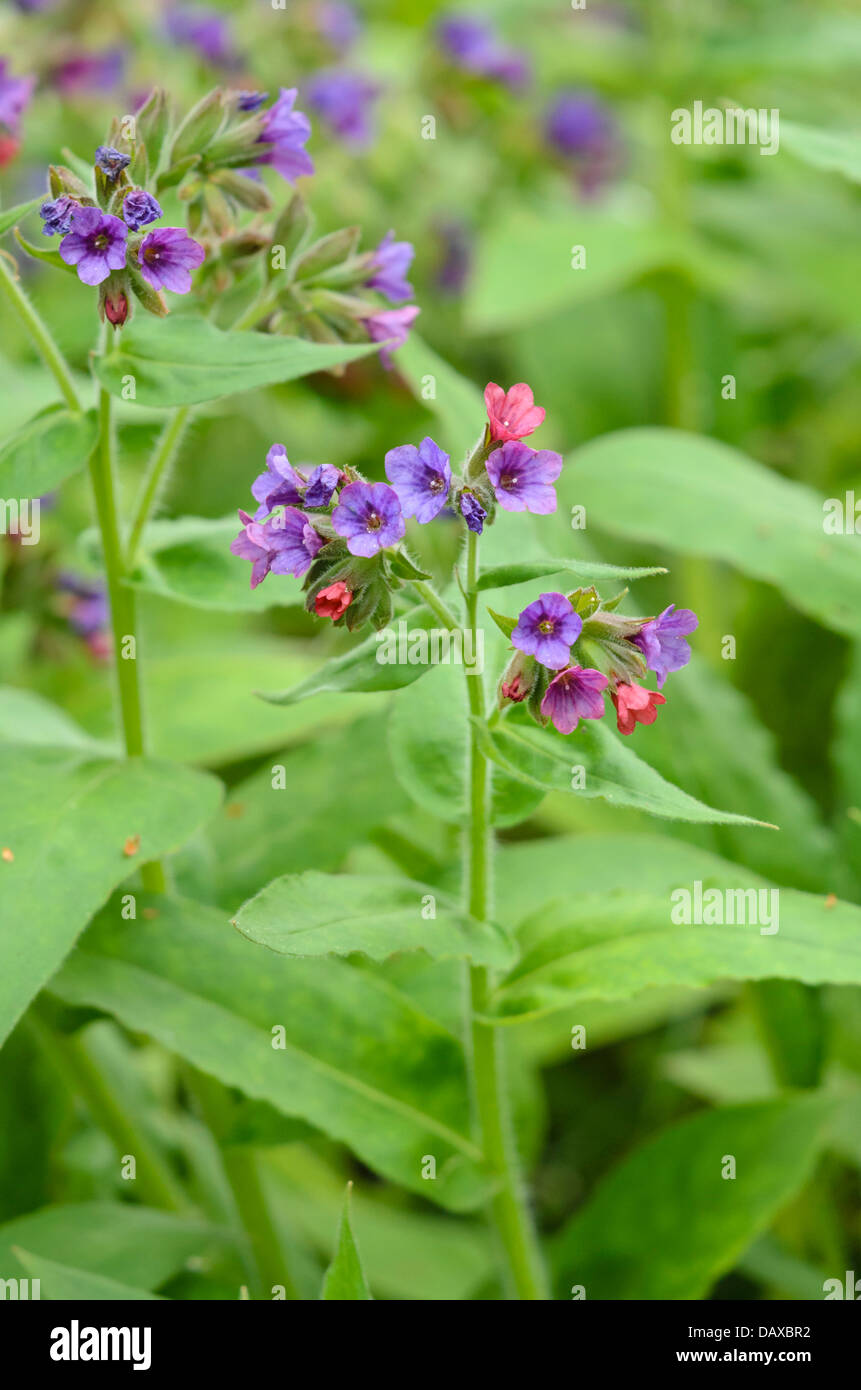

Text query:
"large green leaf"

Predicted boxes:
[[49, 894, 492, 1211], [474, 713, 770, 826], [475, 558, 667, 591], [260, 606, 440, 704], [0, 198, 41, 239], [552, 1097, 833, 1299], [320, 1187, 372, 1300], [0, 407, 97, 499], [233, 870, 515, 969], [93, 316, 379, 408], [0, 704, 222, 1041], [558, 428, 861, 637], [781, 120, 861, 183], [123, 516, 306, 612], [12, 1249, 164, 1300]]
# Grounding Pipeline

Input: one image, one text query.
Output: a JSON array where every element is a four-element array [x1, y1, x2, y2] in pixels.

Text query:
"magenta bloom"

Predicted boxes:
[[367, 304, 419, 368], [306, 69, 380, 147], [251, 444, 305, 518], [631, 605, 698, 687], [59, 206, 127, 286], [332, 481, 405, 557], [266, 507, 325, 578], [230, 511, 274, 589], [138, 227, 205, 293], [484, 381, 545, 442], [122, 189, 162, 230], [385, 437, 451, 523], [512, 592, 582, 670], [52, 49, 125, 98], [0, 60, 35, 136], [541, 666, 608, 735], [367, 230, 414, 303], [257, 87, 314, 183], [486, 441, 562, 514]]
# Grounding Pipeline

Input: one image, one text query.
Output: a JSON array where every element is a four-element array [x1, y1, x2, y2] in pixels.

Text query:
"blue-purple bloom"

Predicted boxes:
[[122, 189, 162, 230], [251, 444, 306, 518], [544, 89, 620, 196], [256, 87, 314, 183], [95, 145, 131, 179], [306, 69, 380, 148], [367, 230, 414, 303], [459, 491, 486, 534], [315, 3, 361, 52], [0, 60, 35, 136], [541, 665, 608, 734], [485, 441, 562, 514], [40, 195, 78, 236], [165, 6, 238, 67], [630, 605, 698, 687], [59, 206, 127, 286], [138, 227, 205, 293], [434, 218, 472, 296], [436, 14, 530, 90], [332, 481, 405, 556], [230, 508, 323, 588], [236, 90, 267, 112], [512, 593, 582, 670], [303, 464, 341, 509], [52, 49, 125, 98], [366, 304, 419, 368], [385, 437, 451, 524]]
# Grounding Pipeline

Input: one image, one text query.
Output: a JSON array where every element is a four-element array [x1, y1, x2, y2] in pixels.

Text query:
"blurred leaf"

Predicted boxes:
[[233, 870, 515, 969], [93, 317, 379, 408], [320, 1186, 372, 1300], [260, 607, 439, 704], [0, 688, 109, 751], [123, 516, 306, 612], [474, 714, 770, 826], [476, 558, 666, 591], [552, 1096, 833, 1299], [395, 332, 484, 456], [780, 120, 861, 183], [12, 1248, 164, 1300], [50, 895, 492, 1211], [558, 428, 861, 637], [0, 198, 41, 238], [833, 642, 861, 884], [0, 407, 97, 499]]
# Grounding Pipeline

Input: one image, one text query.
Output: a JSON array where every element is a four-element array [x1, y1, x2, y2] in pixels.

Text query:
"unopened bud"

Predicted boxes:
[[170, 89, 226, 164]]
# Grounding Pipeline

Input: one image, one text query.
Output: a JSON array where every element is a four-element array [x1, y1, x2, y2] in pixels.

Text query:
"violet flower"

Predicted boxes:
[[544, 90, 620, 196], [366, 304, 419, 368], [436, 14, 530, 90], [165, 7, 239, 68], [306, 69, 380, 148], [541, 665, 608, 735], [512, 593, 582, 670], [52, 49, 125, 99], [332, 481, 405, 556], [459, 491, 486, 534], [251, 444, 306, 518], [385, 437, 451, 523], [95, 145, 131, 179], [366, 230, 414, 303], [303, 464, 341, 509], [122, 190, 162, 230], [266, 507, 325, 578], [40, 196, 78, 236], [138, 227, 205, 293], [630, 605, 698, 687], [256, 87, 314, 184], [59, 206, 127, 286], [485, 441, 562, 514], [0, 60, 35, 136], [315, 3, 361, 53]]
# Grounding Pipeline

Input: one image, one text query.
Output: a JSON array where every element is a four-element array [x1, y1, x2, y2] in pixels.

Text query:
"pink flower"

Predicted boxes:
[[367, 304, 419, 368], [484, 381, 545, 443], [314, 581, 353, 618], [612, 682, 666, 736], [541, 666, 608, 734]]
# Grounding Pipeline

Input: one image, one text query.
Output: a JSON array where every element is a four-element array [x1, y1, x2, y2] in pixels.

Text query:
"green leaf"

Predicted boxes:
[[320, 1186, 372, 1300], [50, 894, 492, 1210], [0, 407, 97, 499], [93, 316, 379, 408], [13, 227, 74, 273], [0, 702, 222, 1042], [389, 661, 545, 829], [781, 119, 861, 183], [12, 1248, 164, 1300], [121, 516, 306, 612], [232, 870, 515, 969], [551, 1097, 834, 1299], [259, 606, 440, 704], [476, 557, 667, 591], [394, 333, 485, 457], [473, 714, 771, 827], [0, 198, 42, 238], [557, 428, 861, 638], [0, 1203, 226, 1291]]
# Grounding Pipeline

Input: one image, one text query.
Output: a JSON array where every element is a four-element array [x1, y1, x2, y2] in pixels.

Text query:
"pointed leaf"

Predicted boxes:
[[320, 1186, 372, 1300]]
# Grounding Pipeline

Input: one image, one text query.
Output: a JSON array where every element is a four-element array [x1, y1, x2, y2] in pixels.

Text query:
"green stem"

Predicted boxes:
[[125, 406, 192, 571], [88, 378, 165, 894], [0, 250, 81, 411], [410, 576, 460, 631], [462, 531, 550, 1300]]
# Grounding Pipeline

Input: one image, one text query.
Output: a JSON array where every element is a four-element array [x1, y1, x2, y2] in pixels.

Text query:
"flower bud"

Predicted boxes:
[[136, 88, 171, 172], [498, 650, 538, 707], [48, 165, 92, 201], [170, 89, 226, 164], [211, 168, 273, 213], [267, 192, 313, 280], [99, 272, 131, 328]]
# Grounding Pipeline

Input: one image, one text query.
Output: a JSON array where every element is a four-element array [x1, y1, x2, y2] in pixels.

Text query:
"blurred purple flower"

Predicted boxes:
[[512, 593, 582, 670], [51, 49, 125, 98], [306, 69, 380, 148], [138, 227, 205, 293], [236, 89, 267, 112], [433, 218, 472, 296], [59, 207, 127, 286], [165, 6, 239, 67], [57, 572, 110, 658], [256, 87, 314, 183], [315, 3, 361, 53], [122, 190, 162, 230], [544, 89, 620, 196], [385, 437, 451, 523], [436, 14, 530, 90], [367, 230, 414, 303], [0, 60, 35, 136], [541, 665, 608, 734], [366, 304, 419, 368], [485, 441, 562, 514], [630, 604, 698, 687], [332, 481, 405, 556]]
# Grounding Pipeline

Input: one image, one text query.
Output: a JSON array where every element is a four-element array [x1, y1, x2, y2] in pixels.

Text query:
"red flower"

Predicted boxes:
[[314, 581, 353, 619], [484, 381, 546, 443], [611, 682, 666, 735]]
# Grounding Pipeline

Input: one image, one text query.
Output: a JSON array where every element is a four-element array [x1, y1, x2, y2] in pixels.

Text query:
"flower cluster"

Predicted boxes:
[[497, 590, 697, 738]]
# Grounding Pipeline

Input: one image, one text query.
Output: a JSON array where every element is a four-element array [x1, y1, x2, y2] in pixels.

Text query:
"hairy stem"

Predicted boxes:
[[125, 405, 192, 571], [0, 252, 82, 413]]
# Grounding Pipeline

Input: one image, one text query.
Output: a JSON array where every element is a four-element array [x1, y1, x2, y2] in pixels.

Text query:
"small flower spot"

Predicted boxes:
[[123, 834, 141, 857]]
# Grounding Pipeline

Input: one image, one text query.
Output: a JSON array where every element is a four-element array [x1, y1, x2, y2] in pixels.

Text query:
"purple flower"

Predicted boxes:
[[59, 206, 127, 286], [122, 189, 162, 230], [165, 7, 238, 67], [40, 196, 78, 236], [230, 510, 272, 588], [256, 87, 314, 184], [485, 441, 562, 514], [303, 464, 341, 508], [366, 230, 414, 303], [544, 90, 620, 196], [0, 60, 35, 136], [251, 444, 305, 518], [52, 49, 125, 98], [138, 227, 205, 293], [306, 69, 380, 148], [95, 145, 131, 179], [630, 604, 698, 687], [236, 89, 267, 112], [332, 481, 405, 557], [385, 437, 451, 524], [316, 3, 361, 53], [366, 304, 419, 368], [266, 507, 325, 577], [57, 572, 108, 637], [459, 491, 486, 534], [436, 14, 530, 90], [541, 666, 608, 735], [434, 218, 472, 296], [512, 593, 582, 670]]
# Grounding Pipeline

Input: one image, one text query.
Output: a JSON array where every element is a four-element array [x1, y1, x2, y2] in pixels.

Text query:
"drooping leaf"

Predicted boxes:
[[552, 1097, 834, 1299], [122, 516, 307, 612], [93, 316, 379, 408], [232, 869, 515, 969], [320, 1186, 372, 1300], [12, 1248, 164, 1300], [0, 407, 97, 499], [259, 606, 440, 704], [476, 558, 667, 591], [0, 197, 42, 239]]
